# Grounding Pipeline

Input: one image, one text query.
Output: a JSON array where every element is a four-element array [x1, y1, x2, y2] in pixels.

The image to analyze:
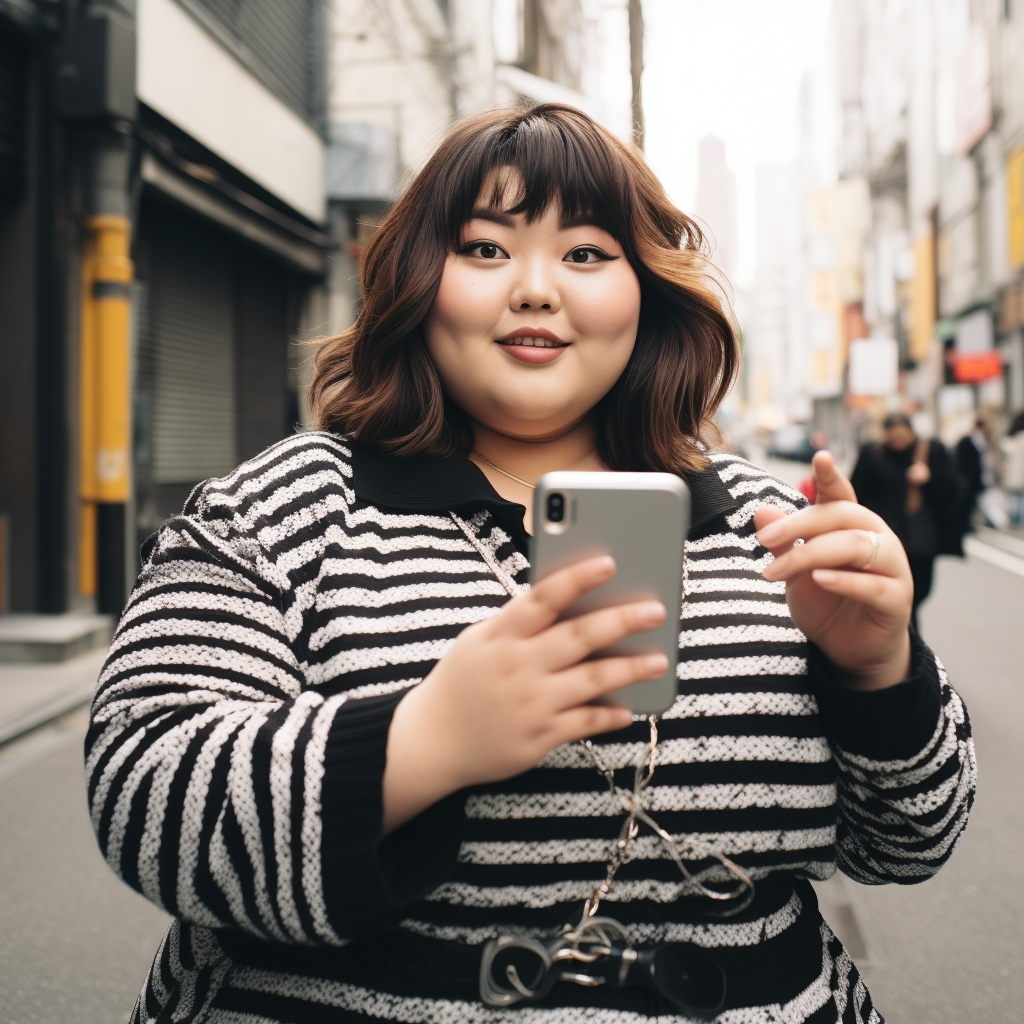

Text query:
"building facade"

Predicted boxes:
[[0, 0, 332, 615]]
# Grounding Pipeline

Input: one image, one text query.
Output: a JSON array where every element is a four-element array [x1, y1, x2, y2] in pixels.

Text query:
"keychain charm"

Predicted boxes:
[[479, 915, 728, 1018]]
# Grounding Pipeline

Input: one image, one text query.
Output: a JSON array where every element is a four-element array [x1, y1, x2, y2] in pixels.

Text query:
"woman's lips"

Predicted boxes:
[[495, 336, 569, 364]]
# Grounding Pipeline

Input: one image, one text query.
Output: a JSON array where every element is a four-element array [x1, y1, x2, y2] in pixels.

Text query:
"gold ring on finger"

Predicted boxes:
[[862, 530, 880, 571]]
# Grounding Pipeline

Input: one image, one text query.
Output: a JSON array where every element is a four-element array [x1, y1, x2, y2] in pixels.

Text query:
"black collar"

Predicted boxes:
[[346, 438, 735, 542]]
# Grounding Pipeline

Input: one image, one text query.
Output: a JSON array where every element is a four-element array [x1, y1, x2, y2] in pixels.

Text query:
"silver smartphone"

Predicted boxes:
[[530, 472, 689, 717]]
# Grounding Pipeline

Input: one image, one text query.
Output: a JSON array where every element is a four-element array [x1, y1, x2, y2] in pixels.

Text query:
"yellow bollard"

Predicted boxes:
[[78, 215, 132, 601]]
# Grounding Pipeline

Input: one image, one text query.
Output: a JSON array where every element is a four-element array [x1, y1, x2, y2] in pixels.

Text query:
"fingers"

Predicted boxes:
[[555, 650, 670, 709], [538, 599, 666, 670], [763, 527, 904, 582], [809, 568, 912, 617], [499, 555, 616, 636], [553, 703, 634, 745], [756, 500, 885, 551], [753, 505, 786, 534], [812, 450, 857, 504]]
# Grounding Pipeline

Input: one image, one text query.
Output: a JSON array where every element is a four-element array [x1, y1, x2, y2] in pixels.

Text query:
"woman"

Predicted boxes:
[[850, 412, 965, 634], [88, 106, 974, 1023]]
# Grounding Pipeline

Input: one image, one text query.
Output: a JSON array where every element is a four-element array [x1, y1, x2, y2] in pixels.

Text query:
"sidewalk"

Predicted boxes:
[[0, 648, 107, 747], [965, 525, 1024, 579]]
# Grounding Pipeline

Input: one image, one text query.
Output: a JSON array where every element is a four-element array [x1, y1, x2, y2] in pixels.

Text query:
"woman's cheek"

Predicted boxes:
[[573, 272, 640, 350], [433, 264, 505, 342]]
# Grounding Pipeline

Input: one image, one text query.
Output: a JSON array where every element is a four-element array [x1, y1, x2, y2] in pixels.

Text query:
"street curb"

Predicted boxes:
[[0, 687, 95, 749], [964, 537, 1024, 579]]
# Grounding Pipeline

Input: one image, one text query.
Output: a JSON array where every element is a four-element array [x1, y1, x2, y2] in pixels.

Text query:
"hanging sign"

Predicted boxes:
[[953, 351, 1002, 384], [848, 337, 898, 397]]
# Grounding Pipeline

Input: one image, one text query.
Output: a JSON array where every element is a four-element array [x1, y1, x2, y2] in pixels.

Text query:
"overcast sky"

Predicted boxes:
[[642, 0, 833, 288]]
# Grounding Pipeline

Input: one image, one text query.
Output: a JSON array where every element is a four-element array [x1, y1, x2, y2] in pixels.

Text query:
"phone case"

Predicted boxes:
[[530, 471, 690, 716]]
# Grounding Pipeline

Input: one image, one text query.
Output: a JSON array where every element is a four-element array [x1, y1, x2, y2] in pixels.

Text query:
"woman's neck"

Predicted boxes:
[[469, 419, 605, 531]]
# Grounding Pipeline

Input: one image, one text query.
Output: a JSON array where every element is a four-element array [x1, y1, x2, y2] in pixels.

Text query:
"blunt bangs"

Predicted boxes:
[[438, 109, 633, 245]]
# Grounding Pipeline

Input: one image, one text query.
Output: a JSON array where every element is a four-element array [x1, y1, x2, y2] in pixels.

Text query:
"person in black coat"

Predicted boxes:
[[955, 419, 991, 531], [851, 413, 965, 633]]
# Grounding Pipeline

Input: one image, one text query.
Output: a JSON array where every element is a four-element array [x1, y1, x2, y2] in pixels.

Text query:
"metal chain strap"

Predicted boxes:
[[450, 511, 756, 933], [573, 717, 754, 929]]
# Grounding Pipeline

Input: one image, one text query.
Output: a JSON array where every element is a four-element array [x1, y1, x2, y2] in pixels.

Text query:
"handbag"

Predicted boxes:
[[905, 438, 931, 516]]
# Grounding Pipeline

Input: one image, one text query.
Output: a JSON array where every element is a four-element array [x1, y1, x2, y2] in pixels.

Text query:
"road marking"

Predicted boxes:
[[964, 536, 1024, 579], [0, 710, 85, 785], [0, 684, 94, 748]]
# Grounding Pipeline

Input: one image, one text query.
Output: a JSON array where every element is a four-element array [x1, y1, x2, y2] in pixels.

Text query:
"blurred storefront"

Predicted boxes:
[[129, 0, 330, 555], [0, 0, 332, 616]]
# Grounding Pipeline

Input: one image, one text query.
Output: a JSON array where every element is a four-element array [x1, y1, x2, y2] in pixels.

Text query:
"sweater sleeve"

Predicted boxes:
[[808, 632, 976, 885], [85, 505, 462, 946]]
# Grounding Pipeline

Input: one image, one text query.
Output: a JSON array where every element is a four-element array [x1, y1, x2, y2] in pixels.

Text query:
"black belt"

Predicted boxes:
[[479, 916, 729, 1019], [217, 880, 826, 1015]]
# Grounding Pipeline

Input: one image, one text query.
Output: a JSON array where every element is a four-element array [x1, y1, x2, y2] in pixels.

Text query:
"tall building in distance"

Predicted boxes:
[[743, 163, 802, 430], [696, 134, 739, 284]]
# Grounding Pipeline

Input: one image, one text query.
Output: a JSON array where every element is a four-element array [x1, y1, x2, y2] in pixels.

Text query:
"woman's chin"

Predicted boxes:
[[471, 409, 593, 444]]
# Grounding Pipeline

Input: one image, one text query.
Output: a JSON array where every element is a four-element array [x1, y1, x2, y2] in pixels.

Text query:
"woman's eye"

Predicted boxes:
[[565, 246, 612, 264], [464, 242, 509, 260]]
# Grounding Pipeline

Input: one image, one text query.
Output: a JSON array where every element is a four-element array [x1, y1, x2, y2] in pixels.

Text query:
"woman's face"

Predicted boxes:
[[423, 178, 642, 442]]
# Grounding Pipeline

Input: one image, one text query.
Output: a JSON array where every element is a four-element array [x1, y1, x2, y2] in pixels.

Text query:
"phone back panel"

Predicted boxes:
[[530, 472, 689, 716]]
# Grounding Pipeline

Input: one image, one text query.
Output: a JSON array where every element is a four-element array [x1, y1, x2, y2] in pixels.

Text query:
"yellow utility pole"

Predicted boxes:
[[78, 214, 132, 606]]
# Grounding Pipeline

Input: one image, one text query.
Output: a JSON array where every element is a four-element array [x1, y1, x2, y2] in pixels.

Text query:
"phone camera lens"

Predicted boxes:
[[546, 492, 565, 523]]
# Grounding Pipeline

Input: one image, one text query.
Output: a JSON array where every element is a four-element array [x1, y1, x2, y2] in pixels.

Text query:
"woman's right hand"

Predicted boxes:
[[382, 555, 668, 833]]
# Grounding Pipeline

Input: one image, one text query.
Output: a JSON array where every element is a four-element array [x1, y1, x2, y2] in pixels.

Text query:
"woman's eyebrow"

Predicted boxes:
[[468, 208, 516, 227], [560, 215, 602, 230]]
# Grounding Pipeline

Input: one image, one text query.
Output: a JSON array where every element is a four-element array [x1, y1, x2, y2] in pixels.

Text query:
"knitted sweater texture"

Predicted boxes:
[[86, 432, 976, 1023]]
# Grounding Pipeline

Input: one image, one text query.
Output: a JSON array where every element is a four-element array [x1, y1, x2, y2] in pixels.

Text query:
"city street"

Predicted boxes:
[[0, 537, 1020, 1023]]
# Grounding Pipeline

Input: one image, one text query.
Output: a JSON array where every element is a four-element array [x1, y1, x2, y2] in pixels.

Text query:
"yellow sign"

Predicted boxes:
[[1009, 146, 1024, 270], [911, 234, 935, 362]]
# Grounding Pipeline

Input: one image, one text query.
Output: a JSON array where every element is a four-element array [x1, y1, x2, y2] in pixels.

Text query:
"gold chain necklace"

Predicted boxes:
[[471, 449, 596, 490]]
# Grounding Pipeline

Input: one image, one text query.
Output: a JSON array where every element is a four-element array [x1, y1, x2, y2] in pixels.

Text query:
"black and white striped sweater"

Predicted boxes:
[[87, 432, 976, 1023]]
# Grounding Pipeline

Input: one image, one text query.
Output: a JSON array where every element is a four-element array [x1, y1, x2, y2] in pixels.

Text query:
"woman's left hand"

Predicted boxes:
[[754, 451, 913, 691]]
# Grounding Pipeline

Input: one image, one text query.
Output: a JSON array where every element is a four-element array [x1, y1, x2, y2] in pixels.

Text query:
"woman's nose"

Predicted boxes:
[[509, 260, 560, 313]]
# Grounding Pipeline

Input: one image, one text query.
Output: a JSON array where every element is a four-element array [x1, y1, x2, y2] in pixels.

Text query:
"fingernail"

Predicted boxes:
[[756, 524, 781, 545], [645, 653, 669, 675], [812, 569, 838, 585], [636, 601, 666, 625]]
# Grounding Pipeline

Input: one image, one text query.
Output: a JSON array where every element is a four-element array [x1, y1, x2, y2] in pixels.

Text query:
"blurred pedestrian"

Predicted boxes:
[[851, 413, 964, 633], [955, 418, 993, 527], [1000, 410, 1024, 525]]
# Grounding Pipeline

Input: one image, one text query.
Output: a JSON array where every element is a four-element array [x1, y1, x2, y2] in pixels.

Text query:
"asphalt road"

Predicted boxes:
[[0, 547, 1020, 1023]]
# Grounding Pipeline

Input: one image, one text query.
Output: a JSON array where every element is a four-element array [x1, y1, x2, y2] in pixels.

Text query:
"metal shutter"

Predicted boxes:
[[180, 0, 325, 127], [0, 33, 28, 200], [149, 209, 237, 483], [235, 248, 291, 461]]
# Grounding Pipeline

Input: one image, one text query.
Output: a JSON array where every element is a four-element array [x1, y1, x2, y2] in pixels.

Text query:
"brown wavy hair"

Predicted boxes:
[[309, 104, 738, 476]]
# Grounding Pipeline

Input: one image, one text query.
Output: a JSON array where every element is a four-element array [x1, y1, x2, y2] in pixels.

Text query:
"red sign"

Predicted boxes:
[[953, 351, 1002, 383]]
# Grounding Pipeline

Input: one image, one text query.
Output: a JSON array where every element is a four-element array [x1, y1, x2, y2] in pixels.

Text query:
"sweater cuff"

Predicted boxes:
[[808, 630, 942, 761], [320, 690, 464, 935]]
